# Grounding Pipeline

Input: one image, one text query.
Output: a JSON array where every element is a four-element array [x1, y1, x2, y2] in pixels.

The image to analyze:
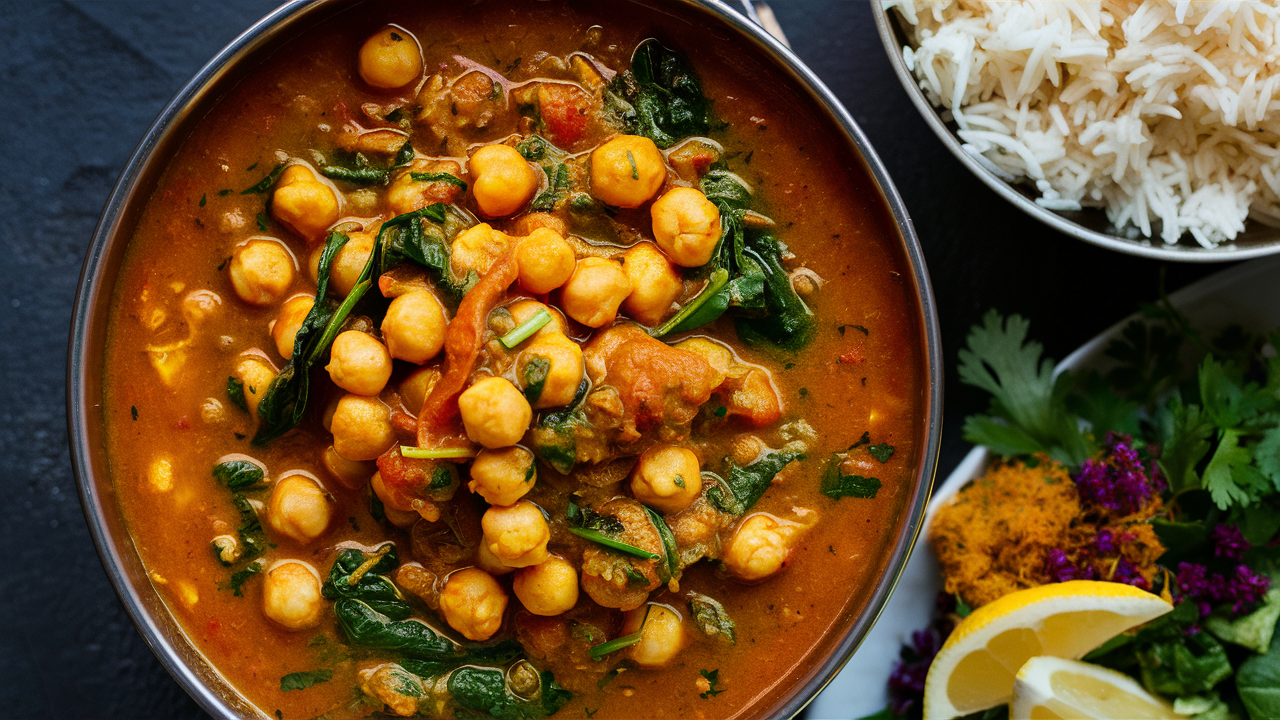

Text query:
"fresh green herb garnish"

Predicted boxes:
[[199, 193, 206, 207], [399, 446, 476, 460], [589, 631, 644, 661], [566, 502, 658, 560], [130, 406, 138, 421], [255, 212, 268, 231], [521, 356, 551, 404], [322, 141, 414, 185], [699, 669, 724, 699], [224, 559, 263, 597], [820, 455, 881, 500], [625, 149, 638, 179], [241, 163, 286, 194], [868, 442, 895, 463], [499, 308, 551, 349]]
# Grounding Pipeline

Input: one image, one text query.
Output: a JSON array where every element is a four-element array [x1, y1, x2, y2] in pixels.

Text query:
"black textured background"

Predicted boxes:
[[0, 1, 1221, 718]]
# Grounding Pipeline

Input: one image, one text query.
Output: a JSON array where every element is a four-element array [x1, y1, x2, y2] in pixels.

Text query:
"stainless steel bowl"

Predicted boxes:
[[67, 2, 943, 717], [871, 2, 1280, 262]]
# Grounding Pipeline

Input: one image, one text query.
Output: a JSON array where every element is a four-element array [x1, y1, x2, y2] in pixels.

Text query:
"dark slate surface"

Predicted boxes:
[[0, 1, 1220, 718]]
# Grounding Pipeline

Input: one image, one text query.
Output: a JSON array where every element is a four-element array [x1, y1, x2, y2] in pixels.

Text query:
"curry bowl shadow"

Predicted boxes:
[[67, 1, 943, 717]]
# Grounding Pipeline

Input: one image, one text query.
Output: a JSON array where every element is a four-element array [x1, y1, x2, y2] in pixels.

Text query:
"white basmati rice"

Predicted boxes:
[[887, 0, 1280, 247]]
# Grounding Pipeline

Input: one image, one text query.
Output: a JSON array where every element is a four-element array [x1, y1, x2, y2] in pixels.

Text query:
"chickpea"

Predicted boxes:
[[506, 299, 566, 338], [229, 240, 295, 307], [481, 500, 550, 568], [329, 231, 375, 298], [261, 561, 324, 631], [381, 290, 447, 364], [468, 446, 536, 506], [621, 604, 687, 667], [722, 513, 802, 582], [271, 295, 314, 359], [468, 144, 538, 218], [516, 333, 584, 409], [476, 539, 514, 577], [272, 165, 340, 242], [322, 445, 375, 490], [513, 555, 579, 616], [399, 366, 441, 416], [371, 472, 420, 528], [621, 242, 683, 325], [650, 186, 722, 267], [331, 394, 396, 461], [561, 257, 632, 328], [438, 568, 508, 641], [630, 445, 703, 514], [233, 356, 277, 419], [326, 331, 393, 396], [358, 26, 423, 89], [266, 475, 333, 543], [515, 228, 576, 294], [457, 376, 532, 449], [451, 223, 512, 278], [589, 135, 666, 208]]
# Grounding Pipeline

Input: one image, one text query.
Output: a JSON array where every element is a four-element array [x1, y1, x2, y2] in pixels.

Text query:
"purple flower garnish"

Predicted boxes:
[[1111, 557, 1150, 590], [1093, 529, 1117, 556], [1073, 433, 1152, 516], [1044, 548, 1095, 582], [1211, 524, 1250, 562], [1175, 561, 1271, 616], [888, 627, 942, 716]]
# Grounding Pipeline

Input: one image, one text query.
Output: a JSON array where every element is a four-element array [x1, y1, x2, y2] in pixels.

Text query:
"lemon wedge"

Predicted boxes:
[[1010, 656, 1183, 719], [922, 580, 1173, 719]]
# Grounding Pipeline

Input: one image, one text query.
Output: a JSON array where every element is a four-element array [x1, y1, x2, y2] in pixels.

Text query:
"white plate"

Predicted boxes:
[[808, 254, 1280, 719]]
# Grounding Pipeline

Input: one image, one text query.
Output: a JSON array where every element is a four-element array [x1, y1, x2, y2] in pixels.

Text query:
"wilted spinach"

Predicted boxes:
[[322, 545, 412, 620], [212, 459, 265, 489], [530, 379, 590, 473], [334, 599, 458, 659], [820, 453, 882, 500], [687, 592, 736, 644], [705, 449, 804, 515], [448, 666, 573, 719], [321, 140, 414, 185], [280, 670, 332, 692], [378, 204, 479, 303], [608, 39, 712, 148]]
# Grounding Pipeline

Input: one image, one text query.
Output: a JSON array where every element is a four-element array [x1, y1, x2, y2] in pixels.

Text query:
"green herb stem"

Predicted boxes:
[[568, 528, 658, 560], [652, 268, 730, 338], [400, 446, 476, 460], [499, 309, 552, 349], [588, 630, 644, 661]]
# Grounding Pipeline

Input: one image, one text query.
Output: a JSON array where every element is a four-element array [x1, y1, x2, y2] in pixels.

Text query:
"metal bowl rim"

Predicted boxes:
[[66, 2, 944, 718], [869, 1, 1280, 263]]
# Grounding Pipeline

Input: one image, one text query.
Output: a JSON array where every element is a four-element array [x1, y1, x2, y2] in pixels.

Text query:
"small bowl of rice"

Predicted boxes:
[[873, 0, 1280, 261]]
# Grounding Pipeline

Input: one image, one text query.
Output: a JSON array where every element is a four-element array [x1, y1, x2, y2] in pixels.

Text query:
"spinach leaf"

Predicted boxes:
[[231, 494, 267, 560], [700, 168, 752, 211], [322, 545, 411, 620], [321, 140, 415, 185], [706, 449, 804, 515], [410, 171, 466, 189], [399, 641, 525, 679], [226, 376, 248, 412], [224, 559, 263, 597], [377, 204, 478, 303], [699, 668, 724, 699], [531, 380, 590, 473], [1238, 618, 1280, 720], [612, 39, 712, 148], [241, 163, 286, 194], [531, 163, 569, 212], [643, 505, 679, 581], [567, 502, 657, 560], [867, 443, 895, 463], [280, 670, 333, 692], [733, 233, 815, 352], [333, 599, 459, 659], [521, 356, 550, 404], [820, 454, 882, 500], [687, 592, 736, 644], [448, 666, 572, 719], [212, 459, 265, 489], [252, 231, 351, 445]]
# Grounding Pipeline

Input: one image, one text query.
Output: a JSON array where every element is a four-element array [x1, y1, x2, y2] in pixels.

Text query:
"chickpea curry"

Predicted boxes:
[[101, 2, 928, 718]]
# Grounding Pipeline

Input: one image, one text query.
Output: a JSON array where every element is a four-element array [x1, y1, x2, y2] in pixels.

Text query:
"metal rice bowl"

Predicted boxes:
[[871, 1, 1280, 263]]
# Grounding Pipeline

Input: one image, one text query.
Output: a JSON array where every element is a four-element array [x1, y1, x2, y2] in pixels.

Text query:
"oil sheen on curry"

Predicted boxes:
[[102, 2, 926, 717]]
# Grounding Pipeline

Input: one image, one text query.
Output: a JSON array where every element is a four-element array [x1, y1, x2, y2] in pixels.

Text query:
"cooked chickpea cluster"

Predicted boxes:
[[205, 29, 823, 699]]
